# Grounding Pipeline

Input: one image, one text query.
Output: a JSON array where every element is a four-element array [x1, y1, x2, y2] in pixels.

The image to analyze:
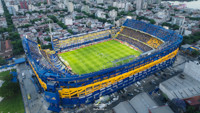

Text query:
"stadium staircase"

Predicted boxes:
[[52, 38, 60, 52]]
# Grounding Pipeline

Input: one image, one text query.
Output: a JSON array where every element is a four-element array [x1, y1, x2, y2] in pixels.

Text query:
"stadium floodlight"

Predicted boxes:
[[126, 16, 132, 19]]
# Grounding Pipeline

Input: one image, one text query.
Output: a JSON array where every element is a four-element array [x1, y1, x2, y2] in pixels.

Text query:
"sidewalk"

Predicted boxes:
[[0, 66, 16, 73]]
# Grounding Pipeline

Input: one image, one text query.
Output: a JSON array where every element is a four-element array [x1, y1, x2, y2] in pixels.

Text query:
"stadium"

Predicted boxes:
[[22, 19, 182, 112]]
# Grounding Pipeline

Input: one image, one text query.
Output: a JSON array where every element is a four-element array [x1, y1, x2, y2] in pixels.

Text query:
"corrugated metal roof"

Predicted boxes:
[[129, 92, 158, 113], [149, 106, 174, 113], [159, 75, 200, 100], [113, 101, 137, 113]]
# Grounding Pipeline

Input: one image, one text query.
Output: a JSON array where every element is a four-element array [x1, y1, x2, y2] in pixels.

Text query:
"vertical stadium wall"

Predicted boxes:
[[22, 19, 182, 112]]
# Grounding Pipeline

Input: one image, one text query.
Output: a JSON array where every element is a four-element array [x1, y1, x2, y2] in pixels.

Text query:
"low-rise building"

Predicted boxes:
[[159, 61, 200, 100], [109, 10, 117, 19], [64, 17, 73, 26], [81, 5, 90, 13], [0, 17, 7, 28], [0, 40, 13, 59], [67, 2, 74, 13], [113, 92, 174, 113], [95, 10, 106, 18]]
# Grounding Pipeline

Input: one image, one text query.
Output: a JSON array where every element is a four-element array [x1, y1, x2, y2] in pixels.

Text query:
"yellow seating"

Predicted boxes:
[[147, 38, 163, 49], [56, 30, 112, 48]]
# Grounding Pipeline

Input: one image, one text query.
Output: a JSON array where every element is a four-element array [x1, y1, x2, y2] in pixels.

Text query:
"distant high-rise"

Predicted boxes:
[[109, 9, 117, 19], [147, 0, 161, 5], [67, 2, 74, 13], [97, 0, 103, 4], [136, 0, 142, 10], [156, 0, 161, 4], [8, 6, 16, 16], [81, 5, 90, 13], [0, 0, 4, 15]]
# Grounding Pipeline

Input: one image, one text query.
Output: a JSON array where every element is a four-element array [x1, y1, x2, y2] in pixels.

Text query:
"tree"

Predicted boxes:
[[0, 73, 20, 97], [191, 50, 200, 57], [107, 6, 118, 11], [11, 40, 24, 55], [7, 32, 20, 40], [150, 19, 156, 24], [182, 32, 200, 45], [186, 106, 200, 113], [0, 56, 6, 65], [41, 44, 52, 50], [48, 15, 58, 23], [44, 37, 51, 42], [67, 29, 73, 34], [1, 0, 24, 56], [37, 37, 41, 44]]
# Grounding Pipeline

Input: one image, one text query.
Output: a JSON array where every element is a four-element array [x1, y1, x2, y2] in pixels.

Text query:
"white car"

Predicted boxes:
[[22, 73, 25, 79], [137, 81, 141, 86], [134, 89, 140, 93]]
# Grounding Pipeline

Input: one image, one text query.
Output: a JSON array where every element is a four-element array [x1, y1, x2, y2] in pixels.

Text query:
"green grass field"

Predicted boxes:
[[0, 70, 25, 113], [59, 40, 142, 75]]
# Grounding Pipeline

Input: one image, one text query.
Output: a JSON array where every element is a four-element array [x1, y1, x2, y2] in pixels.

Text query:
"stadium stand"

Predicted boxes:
[[26, 39, 67, 74], [121, 27, 152, 42], [118, 27, 163, 49], [54, 29, 112, 51], [147, 38, 163, 49], [116, 34, 152, 52], [41, 49, 67, 73]]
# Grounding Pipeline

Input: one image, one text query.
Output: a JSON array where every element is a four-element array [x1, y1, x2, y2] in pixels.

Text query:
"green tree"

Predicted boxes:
[[11, 40, 24, 55], [182, 32, 200, 45], [67, 29, 73, 34], [0, 56, 6, 65], [0, 73, 20, 97], [150, 19, 156, 24], [37, 37, 41, 44], [44, 37, 51, 42], [41, 44, 52, 50], [18, 24, 33, 28], [191, 50, 200, 57]]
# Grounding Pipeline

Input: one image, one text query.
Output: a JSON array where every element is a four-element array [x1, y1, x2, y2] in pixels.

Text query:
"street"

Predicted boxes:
[[17, 63, 50, 113]]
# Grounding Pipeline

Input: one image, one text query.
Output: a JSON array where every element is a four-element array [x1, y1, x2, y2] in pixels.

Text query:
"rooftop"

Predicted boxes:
[[149, 106, 174, 113], [159, 74, 200, 100], [184, 95, 200, 106], [113, 93, 167, 113]]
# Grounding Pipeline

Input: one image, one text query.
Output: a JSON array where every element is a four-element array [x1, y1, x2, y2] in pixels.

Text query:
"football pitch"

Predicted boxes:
[[58, 40, 142, 75]]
